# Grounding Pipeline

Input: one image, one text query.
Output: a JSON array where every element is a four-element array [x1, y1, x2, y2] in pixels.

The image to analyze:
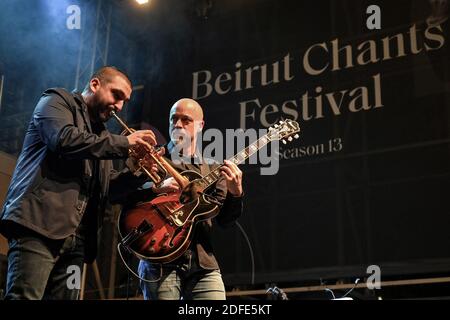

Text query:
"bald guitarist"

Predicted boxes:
[[134, 98, 243, 300]]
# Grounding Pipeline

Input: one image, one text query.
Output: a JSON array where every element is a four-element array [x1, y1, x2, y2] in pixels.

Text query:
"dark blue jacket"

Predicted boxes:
[[0, 88, 145, 260]]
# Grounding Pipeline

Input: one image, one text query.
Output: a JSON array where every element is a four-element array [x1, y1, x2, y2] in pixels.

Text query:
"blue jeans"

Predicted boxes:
[[4, 231, 85, 300], [138, 260, 226, 300]]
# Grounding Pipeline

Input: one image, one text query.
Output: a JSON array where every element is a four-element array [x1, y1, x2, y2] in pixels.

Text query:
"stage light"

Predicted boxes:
[[136, 0, 149, 5]]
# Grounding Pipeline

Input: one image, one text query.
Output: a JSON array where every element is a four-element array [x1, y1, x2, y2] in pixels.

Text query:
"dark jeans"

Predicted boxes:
[[138, 260, 226, 300], [4, 227, 85, 300]]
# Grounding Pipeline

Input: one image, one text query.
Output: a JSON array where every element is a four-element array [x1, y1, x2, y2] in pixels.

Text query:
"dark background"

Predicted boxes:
[[1, 0, 449, 298]]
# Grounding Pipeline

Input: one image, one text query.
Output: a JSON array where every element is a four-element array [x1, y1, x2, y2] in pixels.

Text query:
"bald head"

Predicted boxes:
[[169, 98, 205, 155], [170, 98, 204, 121]]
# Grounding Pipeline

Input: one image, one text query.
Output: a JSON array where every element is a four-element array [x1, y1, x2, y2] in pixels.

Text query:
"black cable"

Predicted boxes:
[[324, 278, 360, 300], [235, 221, 255, 285], [325, 287, 336, 299], [126, 253, 131, 300], [342, 278, 360, 298]]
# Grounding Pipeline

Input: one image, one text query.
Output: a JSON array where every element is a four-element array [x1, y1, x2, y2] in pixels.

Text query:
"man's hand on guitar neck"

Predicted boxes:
[[150, 160, 243, 197], [220, 160, 243, 197]]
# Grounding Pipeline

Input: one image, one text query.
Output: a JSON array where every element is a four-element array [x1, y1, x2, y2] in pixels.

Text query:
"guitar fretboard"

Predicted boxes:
[[199, 134, 272, 190]]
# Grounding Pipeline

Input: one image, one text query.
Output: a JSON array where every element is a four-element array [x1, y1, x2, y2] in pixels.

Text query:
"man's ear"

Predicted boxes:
[[197, 120, 205, 132], [89, 78, 101, 93]]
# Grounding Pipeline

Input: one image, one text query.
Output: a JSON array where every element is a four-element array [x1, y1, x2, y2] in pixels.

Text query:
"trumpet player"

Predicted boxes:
[[0, 66, 158, 300]]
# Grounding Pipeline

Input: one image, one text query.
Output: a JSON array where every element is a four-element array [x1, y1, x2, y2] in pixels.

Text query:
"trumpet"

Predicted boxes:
[[110, 111, 168, 186], [110, 111, 190, 189]]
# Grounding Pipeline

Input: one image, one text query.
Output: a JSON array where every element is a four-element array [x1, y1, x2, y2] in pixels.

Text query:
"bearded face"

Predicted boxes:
[[88, 75, 132, 123], [169, 102, 204, 157], [90, 92, 116, 122]]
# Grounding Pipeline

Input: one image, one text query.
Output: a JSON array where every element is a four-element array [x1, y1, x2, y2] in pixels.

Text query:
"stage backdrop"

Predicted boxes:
[[3, 0, 447, 289], [120, 0, 450, 286]]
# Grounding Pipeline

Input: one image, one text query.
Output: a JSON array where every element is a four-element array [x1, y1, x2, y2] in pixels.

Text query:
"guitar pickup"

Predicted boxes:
[[121, 220, 153, 248], [197, 192, 223, 207]]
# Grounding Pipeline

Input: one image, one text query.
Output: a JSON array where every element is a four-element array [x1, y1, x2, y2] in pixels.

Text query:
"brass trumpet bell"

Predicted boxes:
[[111, 111, 168, 186]]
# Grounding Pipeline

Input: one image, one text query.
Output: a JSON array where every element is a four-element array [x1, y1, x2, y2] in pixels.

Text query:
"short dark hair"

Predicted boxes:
[[83, 66, 132, 92]]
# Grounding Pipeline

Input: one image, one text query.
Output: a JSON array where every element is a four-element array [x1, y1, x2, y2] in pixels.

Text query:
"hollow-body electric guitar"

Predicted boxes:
[[118, 119, 300, 263]]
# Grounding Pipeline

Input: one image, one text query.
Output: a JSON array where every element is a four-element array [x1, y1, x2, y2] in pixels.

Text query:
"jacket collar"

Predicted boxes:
[[72, 91, 93, 133]]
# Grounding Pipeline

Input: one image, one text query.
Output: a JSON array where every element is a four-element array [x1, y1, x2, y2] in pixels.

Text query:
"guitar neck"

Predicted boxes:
[[199, 133, 272, 190]]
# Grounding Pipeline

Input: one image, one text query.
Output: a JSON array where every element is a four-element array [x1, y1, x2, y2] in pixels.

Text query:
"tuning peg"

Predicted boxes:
[[288, 137, 293, 142], [282, 140, 287, 145], [294, 134, 299, 139]]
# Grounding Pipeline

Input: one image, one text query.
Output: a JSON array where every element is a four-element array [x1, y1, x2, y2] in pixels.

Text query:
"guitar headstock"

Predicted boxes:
[[267, 119, 300, 144]]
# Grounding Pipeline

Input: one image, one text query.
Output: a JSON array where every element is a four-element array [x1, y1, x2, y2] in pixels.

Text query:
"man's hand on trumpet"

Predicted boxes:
[[124, 129, 165, 177], [126, 129, 157, 149]]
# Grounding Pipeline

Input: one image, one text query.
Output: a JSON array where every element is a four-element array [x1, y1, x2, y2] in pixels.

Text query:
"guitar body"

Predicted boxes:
[[118, 170, 220, 263], [118, 119, 301, 264]]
